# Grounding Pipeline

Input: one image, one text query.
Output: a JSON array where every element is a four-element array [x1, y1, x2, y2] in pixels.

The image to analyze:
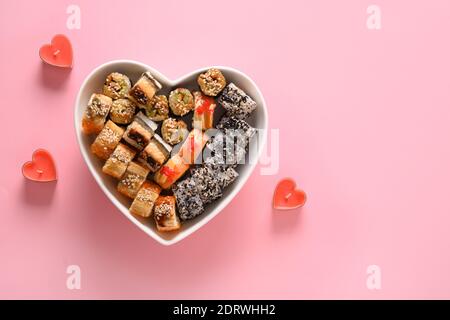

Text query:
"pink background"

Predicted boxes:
[[1, 0, 450, 299]]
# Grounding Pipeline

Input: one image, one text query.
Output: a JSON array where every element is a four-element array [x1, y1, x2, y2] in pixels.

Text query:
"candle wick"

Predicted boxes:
[[285, 192, 292, 200], [53, 49, 60, 56], [36, 169, 44, 175]]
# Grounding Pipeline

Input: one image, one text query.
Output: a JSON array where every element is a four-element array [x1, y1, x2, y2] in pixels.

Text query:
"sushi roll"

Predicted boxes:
[[137, 134, 172, 173], [82, 93, 113, 135], [102, 143, 136, 179], [145, 95, 169, 121], [168, 88, 194, 116], [153, 196, 181, 232], [123, 112, 158, 150], [192, 91, 217, 131], [190, 166, 223, 204], [109, 98, 136, 125], [103, 72, 131, 100], [204, 132, 246, 167], [153, 154, 190, 189], [178, 129, 209, 165], [129, 181, 161, 218], [172, 178, 204, 221], [197, 68, 226, 97], [218, 83, 257, 120], [217, 116, 256, 149], [161, 118, 188, 145], [205, 163, 239, 189], [117, 161, 150, 199], [129, 72, 162, 107], [90, 120, 124, 160]]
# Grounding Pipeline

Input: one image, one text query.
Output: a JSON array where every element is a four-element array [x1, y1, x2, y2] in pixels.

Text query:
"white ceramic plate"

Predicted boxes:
[[74, 60, 268, 245]]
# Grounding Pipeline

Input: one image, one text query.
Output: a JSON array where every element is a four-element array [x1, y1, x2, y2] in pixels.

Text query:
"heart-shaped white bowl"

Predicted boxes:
[[74, 60, 268, 245]]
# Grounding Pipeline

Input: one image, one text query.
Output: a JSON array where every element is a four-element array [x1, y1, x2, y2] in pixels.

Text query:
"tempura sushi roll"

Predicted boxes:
[[161, 118, 188, 145], [117, 161, 150, 199], [192, 91, 217, 131], [153, 196, 181, 232], [128, 72, 162, 107], [129, 181, 161, 218], [197, 68, 226, 97], [109, 98, 136, 125], [123, 112, 158, 150], [218, 83, 257, 120], [178, 129, 209, 165], [153, 154, 190, 189], [102, 143, 136, 179], [103, 72, 131, 100], [90, 120, 124, 160], [172, 178, 204, 221], [168, 88, 194, 116], [145, 95, 169, 121], [82, 93, 113, 135], [137, 134, 172, 173]]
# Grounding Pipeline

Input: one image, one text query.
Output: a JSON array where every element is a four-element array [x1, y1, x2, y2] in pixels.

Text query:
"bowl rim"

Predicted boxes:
[[74, 59, 268, 245]]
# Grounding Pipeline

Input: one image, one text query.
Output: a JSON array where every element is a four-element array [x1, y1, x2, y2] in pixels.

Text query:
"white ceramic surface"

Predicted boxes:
[[74, 60, 268, 245]]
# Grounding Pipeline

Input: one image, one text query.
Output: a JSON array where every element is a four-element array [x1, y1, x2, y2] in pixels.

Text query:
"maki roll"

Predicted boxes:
[[190, 166, 223, 204], [90, 120, 124, 160], [218, 83, 257, 120], [153, 196, 181, 232], [123, 112, 158, 150], [145, 95, 169, 121], [161, 118, 188, 145], [178, 129, 209, 165], [168, 88, 194, 116], [82, 93, 113, 135], [109, 98, 136, 125], [197, 68, 226, 97], [153, 154, 190, 189], [137, 134, 172, 173], [172, 178, 204, 221], [217, 116, 256, 149], [102, 143, 136, 179], [117, 161, 150, 199], [129, 71, 162, 107], [129, 181, 161, 218], [192, 91, 217, 131], [204, 132, 246, 167], [103, 72, 131, 100]]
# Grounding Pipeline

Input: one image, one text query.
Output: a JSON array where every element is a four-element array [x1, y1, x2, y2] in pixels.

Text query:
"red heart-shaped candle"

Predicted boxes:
[[273, 178, 306, 210], [39, 34, 73, 68], [22, 149, 57, 182]]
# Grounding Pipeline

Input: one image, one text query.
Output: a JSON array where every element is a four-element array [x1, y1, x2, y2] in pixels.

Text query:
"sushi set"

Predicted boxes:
[[80, 66, 258, 233], [75, 61, 267, 245]]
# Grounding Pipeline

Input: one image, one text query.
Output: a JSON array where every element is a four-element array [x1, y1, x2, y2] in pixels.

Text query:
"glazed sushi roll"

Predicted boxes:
[[168, 88, 194, 116], [178, 129, 209, 165], [192, 91, 217, 131], [137, 134, 172, 173], [197, 68, 226, 97], [190, 166, 223, 204], [218, 83, 257, 120], [123, 112, 158, 150], [129, 72, 162, 107], [103, 72, 131, 100], [161, 118, 188, 145], [90, 120, 124, 160], [82, 93, 113, 135], [217, 116, 256, 149], [117, 161, 150, 199], [172, 178, 204, 221], [102, 143, 136, 179], [145, 95, 169, 121], [109, 98, 136, 125], [129, 181, 161, 218], [153, 196, 181, 232], [153, 154, 190, 189]]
